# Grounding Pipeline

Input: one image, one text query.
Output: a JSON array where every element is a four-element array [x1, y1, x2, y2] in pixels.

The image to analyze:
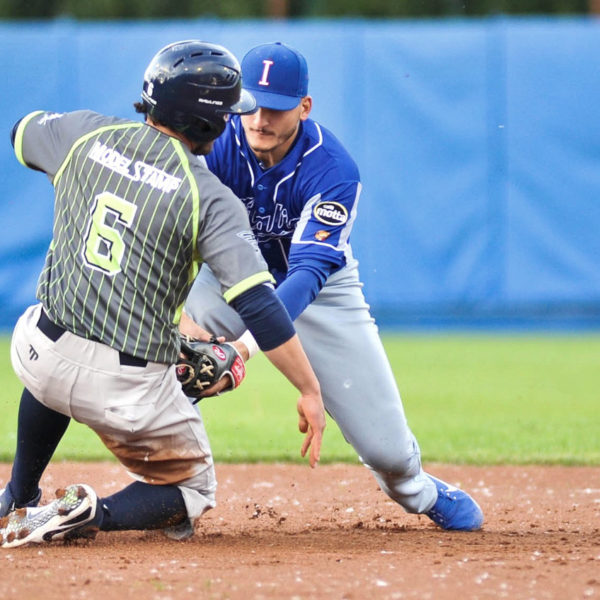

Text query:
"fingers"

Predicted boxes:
[[199, 377, 231, 398], [300, 429, 311, 457], [311, 430, 322, 467], [301, 427, 322, 468], [297, 398, 325, 468], [199, 333, 225, 343], [297, 412, 308, 434]]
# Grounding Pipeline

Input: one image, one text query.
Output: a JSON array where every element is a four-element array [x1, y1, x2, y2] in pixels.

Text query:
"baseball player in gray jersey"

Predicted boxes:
[[0, 40, 325, 548], [183, 42, 483, 531]]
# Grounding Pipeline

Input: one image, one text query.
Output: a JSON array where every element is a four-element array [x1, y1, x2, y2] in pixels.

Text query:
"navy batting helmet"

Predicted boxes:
[[141, 40, 256, 144]]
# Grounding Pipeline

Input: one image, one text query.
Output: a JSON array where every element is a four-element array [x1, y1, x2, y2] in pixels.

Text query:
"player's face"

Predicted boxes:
[[241, 96, 312, 168]]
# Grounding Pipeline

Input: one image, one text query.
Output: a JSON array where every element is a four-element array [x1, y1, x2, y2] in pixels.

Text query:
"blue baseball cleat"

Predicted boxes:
[[0, 484, 41, 518], [425, 475, 484, 531]]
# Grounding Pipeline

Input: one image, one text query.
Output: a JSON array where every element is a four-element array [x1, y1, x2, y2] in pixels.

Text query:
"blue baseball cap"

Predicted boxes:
[[241, 42, 309, 111]]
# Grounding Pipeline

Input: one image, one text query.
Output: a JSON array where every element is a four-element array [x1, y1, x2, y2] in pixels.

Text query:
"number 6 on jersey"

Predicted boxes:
[[82, 191, 137, 275]]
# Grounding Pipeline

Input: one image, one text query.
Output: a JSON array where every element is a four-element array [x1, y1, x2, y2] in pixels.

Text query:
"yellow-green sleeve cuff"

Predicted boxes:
[[223, 271, 275, 304], [13, 111, 44, 166]]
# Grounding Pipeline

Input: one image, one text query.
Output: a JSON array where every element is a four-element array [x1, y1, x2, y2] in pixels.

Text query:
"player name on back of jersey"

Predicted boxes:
[[88, 141, 181, 193]]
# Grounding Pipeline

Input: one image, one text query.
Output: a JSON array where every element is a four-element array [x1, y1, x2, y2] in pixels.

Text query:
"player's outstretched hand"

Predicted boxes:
[[297, 392, 326, 468], [262, 333, 326, 467]]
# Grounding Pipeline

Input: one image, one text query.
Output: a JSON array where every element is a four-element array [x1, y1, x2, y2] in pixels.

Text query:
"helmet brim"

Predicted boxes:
[[244, 88, 302, 111], [226, 89, 257, 115]]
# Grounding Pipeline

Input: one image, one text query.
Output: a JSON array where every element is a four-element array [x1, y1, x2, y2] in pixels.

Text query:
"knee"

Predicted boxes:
[[179, 486, 216, 519], [178, 463, 217, 519], [360, 438, 421, 478], [363, 446, 433, 513]]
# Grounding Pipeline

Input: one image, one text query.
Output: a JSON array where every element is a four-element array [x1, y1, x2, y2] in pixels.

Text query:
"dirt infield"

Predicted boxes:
[[0, 462, 598, 600]]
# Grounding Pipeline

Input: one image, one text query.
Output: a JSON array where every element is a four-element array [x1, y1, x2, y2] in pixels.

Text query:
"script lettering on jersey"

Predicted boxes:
[[37, 112, 63, 126], [88, 141, 182, 193], [244, 197, 298, 238]]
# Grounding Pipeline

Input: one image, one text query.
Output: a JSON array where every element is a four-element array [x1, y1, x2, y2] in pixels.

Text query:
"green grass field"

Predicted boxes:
[[0, 333, 598, 465]]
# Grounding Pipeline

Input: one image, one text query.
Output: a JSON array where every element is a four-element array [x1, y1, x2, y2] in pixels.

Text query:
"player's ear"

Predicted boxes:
[[299, 96, 312, 121]]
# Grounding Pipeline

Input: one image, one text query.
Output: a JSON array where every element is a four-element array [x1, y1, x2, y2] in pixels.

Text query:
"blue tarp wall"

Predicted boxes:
[[1, 17, 599, 331]]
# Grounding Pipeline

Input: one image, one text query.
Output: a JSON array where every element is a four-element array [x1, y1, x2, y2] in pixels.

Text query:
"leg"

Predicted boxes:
[[185, 264, 482, 529], [6, 304, 217, 544], [294, 261, 482, 529], [88, 360, 217, 516], [74, 361, 217, 533], [0, 479, 189, 547], [294, 264, 435, 512], [11, 389, 70, 501], [98, 481, 187, 531], [0, 388, 70, 516], [1, 371, 216, 546]]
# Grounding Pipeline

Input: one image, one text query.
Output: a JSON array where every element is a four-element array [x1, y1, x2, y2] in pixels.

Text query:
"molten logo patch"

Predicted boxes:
[[313, 201, 348, 226]]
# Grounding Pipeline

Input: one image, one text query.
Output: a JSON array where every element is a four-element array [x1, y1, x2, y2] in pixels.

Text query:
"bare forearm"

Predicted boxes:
[[265, 333, 325, 467], [264, 334, 320, 396]]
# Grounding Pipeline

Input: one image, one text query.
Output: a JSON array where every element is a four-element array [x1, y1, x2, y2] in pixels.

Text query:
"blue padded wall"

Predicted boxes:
[[1, 17, 598, 330]]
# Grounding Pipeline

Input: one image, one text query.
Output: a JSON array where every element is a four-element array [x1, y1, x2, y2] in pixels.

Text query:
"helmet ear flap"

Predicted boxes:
[[143, 106, 226, 145], [184, 114, 227, 144]]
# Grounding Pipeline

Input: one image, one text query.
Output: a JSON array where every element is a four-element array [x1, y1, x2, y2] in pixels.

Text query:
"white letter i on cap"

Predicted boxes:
[[258, 60, 274, 86]]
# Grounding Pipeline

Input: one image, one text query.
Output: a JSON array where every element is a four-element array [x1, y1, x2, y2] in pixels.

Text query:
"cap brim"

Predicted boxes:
[[245, 88, 302, 111], [228, 89, 257, 115]]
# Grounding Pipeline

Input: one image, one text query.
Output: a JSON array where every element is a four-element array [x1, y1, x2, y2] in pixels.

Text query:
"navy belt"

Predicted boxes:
[[37, 309, 148, 367]]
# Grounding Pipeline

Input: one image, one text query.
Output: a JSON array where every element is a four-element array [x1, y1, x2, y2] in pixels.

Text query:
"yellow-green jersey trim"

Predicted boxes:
[[170, 138, 201, 324], [224, 271, 275, 304], [54, 122, 144, 186], [170, 138, 200, 258], [13, 111, 44, 166], [173, 303, 183, 325]]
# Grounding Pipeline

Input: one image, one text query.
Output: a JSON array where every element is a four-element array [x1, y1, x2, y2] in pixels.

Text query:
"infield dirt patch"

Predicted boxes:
[[0, 462, 598, 599]]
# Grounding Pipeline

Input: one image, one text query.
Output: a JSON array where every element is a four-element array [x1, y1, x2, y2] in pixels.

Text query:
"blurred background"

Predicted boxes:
[[0, 1, 599, 19], [1, 1, 599, 332]]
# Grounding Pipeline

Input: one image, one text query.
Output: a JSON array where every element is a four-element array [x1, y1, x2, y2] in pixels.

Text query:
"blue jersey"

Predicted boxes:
[[206, 116, 360, 281], [205, 116, 361, 319]]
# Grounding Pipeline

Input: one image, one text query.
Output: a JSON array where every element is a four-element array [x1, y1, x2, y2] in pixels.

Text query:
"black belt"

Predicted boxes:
[[37, 309, 148, 367]]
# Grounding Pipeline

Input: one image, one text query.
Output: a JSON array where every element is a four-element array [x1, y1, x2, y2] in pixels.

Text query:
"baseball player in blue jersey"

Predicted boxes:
[[0, 40, 326, 548], [183, 42, 483, 531]]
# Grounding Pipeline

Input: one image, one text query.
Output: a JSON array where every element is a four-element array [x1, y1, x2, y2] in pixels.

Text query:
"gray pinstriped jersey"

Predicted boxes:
[[15, 110, 271, 363]]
